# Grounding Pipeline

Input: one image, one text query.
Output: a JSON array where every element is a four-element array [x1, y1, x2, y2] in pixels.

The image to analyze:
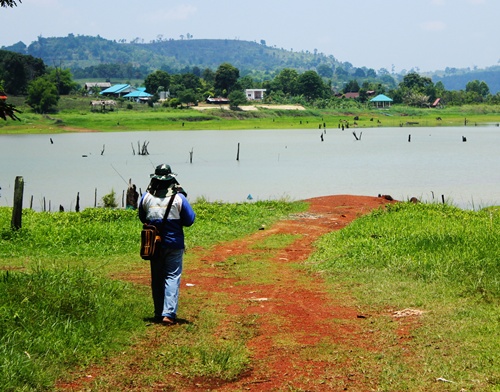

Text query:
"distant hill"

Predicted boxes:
[[2, 34, 499, 93], [2, 34, 343, 75], [432, 67, 500, 95]]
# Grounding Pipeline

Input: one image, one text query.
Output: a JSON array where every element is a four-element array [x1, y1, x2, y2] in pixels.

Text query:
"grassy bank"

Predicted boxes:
[[1, 200, 499, 390], [1, 95, 499, 134], [0, 199, 306, 391], [307, 202, 500, 390]]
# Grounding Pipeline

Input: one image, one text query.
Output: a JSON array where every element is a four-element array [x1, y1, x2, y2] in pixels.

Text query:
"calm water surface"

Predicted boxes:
[[1, 127, 499, 211]]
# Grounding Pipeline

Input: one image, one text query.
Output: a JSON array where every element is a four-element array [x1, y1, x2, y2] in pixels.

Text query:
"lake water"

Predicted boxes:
[[1, 126, 499, 211]]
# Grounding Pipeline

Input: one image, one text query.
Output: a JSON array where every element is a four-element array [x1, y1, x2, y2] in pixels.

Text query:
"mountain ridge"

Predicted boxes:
[[2, 34, 499, 93]]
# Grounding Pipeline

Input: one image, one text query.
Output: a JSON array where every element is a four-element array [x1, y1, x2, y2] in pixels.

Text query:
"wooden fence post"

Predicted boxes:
[[76, 192, 80, 212], [11, 176, 24, 230]]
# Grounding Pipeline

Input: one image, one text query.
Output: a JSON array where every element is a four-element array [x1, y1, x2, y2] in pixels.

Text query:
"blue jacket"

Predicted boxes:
[[139, 192, 195, 249]]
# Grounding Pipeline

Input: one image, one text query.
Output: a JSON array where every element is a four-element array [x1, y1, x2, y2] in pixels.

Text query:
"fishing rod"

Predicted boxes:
[[110, 163, 129, 186]]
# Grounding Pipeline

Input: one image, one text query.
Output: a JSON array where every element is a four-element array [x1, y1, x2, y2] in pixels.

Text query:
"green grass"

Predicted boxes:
[[0, 199, 306, 391], [1, 95, 499, 134], [307, 202, 500, 390], [0, 267, 150, 391], [2, 199, 500, 390]]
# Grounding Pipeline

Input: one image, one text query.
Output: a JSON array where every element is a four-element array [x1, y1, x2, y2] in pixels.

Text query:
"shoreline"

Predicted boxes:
[[1, 100, 500, 135]]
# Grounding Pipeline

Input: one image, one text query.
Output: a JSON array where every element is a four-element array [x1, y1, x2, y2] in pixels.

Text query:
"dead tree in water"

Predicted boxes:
[[352, 131, 362, 141], [132, 141, 150, 155], [140, 141, 150, 155]]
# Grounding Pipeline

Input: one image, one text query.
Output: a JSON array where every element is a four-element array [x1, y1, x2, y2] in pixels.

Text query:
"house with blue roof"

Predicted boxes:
[[122, 89, 153, 102], [99, 84, 135, 97], [370, 94, 393, 108]]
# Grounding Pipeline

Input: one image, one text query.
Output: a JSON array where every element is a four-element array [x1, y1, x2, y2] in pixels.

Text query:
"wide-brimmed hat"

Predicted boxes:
[[150, 164, 176, 181]]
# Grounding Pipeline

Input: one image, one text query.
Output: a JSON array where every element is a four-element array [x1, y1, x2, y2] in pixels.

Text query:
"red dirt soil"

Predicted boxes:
[[58, 194, 400, 391], [187, 195, 396, 391]]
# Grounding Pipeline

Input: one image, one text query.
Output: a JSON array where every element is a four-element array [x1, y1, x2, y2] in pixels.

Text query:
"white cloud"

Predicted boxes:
[[420, 20, 447, 31]]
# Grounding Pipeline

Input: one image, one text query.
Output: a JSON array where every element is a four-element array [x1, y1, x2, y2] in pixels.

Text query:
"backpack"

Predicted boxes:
[[140, 194, 175, 260]]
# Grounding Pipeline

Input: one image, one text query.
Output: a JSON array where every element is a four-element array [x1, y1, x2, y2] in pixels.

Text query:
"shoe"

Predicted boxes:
[[162, 316, 175, 325]]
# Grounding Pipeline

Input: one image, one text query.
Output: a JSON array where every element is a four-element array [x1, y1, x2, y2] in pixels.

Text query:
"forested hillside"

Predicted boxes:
[[433, 67, 500, 95], [2, 34, 499, 93], [3, 34, 342, 76]]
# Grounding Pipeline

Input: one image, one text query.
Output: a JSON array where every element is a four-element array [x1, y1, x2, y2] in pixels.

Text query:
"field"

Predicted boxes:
[[1, 196, 499, 391], [1, 95, 500, 134]]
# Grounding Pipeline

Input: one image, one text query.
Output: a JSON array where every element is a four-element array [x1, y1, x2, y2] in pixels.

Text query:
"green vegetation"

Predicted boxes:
[[2, 39, 500, 132], [0, 268, 150, 391], [307, 202, 500, 390], [1, 198, 500, 389], [1, 95, 499, 134], [4, 35, 500, 96], [0, 199, 306, 390]]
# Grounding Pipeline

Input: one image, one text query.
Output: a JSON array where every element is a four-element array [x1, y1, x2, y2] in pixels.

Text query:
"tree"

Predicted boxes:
[[215, 63, 239, 96], [317, 64, 333, 78], [26, 77, 59, 113], [144, 70, 170, 94], [397, 72, 436, 104], [353, 68, 366, 78], [399, 72, 433, 91], [234, 75, 254, 90], [366, 69, 377, 78], [202, 68, 215, 84], [47, 67, 78, 95], [466, 80, 490, 98], [228, 90, 247, 109], [0, 50, 46, 95], [0, 0, 21, 7], [178, 89, 198, 106], [296, 70, 326, 101], [335, 67, 348, 77], [344, 80, 360, 93], [403, 91, 430, 107], [271, 68, 299, 96]]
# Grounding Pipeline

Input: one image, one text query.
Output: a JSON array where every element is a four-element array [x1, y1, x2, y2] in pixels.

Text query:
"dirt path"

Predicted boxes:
[[183, 195, 395, 391], [58, 195, 398, 391]]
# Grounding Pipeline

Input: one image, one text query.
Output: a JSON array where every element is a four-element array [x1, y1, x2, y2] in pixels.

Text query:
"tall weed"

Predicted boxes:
[[307, 202, 500, 389], [310, 202, 500, 300], [0, 267, 149, 391]]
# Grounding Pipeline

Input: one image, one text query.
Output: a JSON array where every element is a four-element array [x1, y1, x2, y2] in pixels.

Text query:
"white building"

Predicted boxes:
[[245, 89, 266, 100]]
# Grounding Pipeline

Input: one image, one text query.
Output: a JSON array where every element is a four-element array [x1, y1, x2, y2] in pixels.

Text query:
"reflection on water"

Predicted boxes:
[[1, 127, 499, 211]]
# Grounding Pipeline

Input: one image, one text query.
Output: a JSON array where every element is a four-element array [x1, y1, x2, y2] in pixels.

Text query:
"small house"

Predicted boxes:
[[245, 89, 266, 100], [84, 82, 111, 92], [99, 84, 135, 97], [344, 92, 360, 99], [206, 97, 230, 104], [122, 89, 153, 102]]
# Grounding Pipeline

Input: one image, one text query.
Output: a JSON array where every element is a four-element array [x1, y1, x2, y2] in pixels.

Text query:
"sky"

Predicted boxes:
[[1, 0, 499, 73]]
